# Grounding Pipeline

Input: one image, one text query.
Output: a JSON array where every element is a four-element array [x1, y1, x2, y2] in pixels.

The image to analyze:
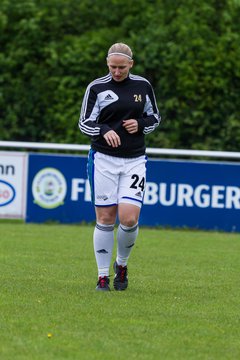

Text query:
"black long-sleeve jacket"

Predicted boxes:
[[79, 73, 161, 158]]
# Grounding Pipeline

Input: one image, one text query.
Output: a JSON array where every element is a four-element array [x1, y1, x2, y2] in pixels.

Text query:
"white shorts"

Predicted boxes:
[[87, 150, 147, 208]]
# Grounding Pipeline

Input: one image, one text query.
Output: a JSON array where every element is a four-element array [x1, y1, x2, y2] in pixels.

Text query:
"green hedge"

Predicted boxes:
[[1, 0, 240, 151]]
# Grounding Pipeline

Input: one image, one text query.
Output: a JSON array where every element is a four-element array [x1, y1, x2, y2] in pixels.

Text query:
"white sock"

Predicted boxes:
[[116, 223, 139, 267], [94, 223, 114, 277]]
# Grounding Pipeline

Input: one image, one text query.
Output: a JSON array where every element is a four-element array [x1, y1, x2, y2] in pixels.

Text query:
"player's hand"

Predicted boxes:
[[103, 130, 121, 147], [122, 119, 138, 134]]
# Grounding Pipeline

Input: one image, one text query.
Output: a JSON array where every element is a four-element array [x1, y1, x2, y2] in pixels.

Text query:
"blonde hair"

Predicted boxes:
[[107, 43, 133, 60]]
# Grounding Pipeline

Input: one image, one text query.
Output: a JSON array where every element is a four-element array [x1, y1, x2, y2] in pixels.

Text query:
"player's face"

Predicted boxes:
[[107, 55, 133, 82]]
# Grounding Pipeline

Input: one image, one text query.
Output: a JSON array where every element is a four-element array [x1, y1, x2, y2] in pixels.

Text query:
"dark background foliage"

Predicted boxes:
[[1, 0, 240, 150]]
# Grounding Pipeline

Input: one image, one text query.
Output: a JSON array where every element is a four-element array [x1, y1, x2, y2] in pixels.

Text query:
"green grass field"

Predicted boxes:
[[1, 221, 240, 360]]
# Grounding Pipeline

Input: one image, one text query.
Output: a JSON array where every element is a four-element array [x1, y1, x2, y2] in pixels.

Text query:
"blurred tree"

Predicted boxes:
[[0, 0, 240, 151]]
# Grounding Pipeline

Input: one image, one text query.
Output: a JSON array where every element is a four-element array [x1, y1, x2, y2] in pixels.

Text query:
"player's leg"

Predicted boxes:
[[87, 150, 119, 290], [117, 155, 146, 265], [113, 203, 140, 291], [94, 206, 117, 291], [113, 156, 146, 290], [117, 203, 140, 266]]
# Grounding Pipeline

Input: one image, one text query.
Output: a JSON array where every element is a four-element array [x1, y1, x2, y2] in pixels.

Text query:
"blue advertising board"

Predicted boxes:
[[141, 158, 240, 232], [26, 153, 240, 232], [26, 153, 95, 223]]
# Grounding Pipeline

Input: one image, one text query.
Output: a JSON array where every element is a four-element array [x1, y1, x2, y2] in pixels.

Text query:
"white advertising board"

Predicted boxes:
[[0, 152, 28, 218]]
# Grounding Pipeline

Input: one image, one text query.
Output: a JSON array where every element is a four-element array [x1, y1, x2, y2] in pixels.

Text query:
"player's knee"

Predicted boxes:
[[120, 215, 138, 228], [96, 206, 117, 224], [118, 204, 140, 227], [96, 212, 115, 224]]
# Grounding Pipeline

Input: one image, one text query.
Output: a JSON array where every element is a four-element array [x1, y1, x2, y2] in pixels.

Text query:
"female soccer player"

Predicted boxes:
[[79, 42, 161, 291]]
